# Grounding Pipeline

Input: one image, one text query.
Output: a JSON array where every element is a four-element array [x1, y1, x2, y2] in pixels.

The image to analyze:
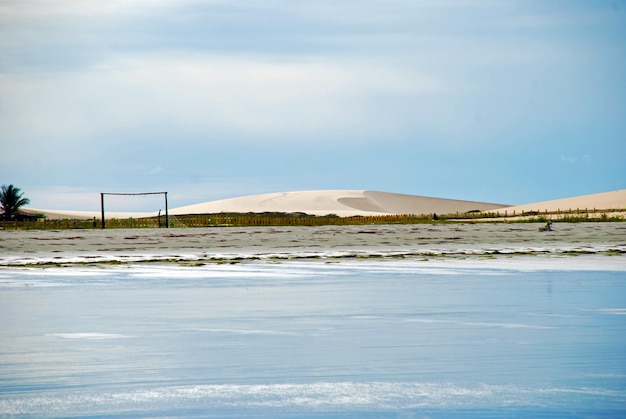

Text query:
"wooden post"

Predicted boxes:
[[164, 192, 169, 228], [101, 193, 106, 229]]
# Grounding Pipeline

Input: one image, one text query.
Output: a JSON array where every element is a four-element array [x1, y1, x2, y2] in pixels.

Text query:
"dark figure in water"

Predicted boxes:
[[538, 221, 553, 232], [432, 213, 439, 221]]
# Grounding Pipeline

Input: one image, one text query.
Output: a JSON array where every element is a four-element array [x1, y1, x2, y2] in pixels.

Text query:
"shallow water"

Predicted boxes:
[[2, 223, 625, 266], [1, 259, 625, 418]]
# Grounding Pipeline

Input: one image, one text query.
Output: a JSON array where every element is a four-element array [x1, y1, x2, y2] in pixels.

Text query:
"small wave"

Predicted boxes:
[[189, 328, 297, 336], [45, 333, 133, 340], [1, 242, 625, 268], [1, 381, 623, 416], [595, 308, 626, 315]]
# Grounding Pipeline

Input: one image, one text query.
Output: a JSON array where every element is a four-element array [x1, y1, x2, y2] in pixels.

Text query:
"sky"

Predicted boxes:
[[1, 0, 625, 211]]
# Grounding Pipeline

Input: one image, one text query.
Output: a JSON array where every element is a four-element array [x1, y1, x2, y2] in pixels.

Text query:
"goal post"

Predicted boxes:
[[100, 192, 168, 229]]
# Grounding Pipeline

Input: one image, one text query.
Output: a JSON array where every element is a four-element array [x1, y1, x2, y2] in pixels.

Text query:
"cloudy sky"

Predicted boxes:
[[1, 0, 625, 211]]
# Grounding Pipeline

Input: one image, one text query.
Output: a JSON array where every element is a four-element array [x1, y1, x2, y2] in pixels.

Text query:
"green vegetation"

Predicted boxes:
[[0, 207, 623, 230], [0, 184, 30, 221], [1, 212, 440, 230]]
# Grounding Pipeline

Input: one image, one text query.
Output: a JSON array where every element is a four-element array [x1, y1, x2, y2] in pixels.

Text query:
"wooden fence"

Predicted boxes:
[[167, 213, 434, 227], [1, 208, 623, 230]]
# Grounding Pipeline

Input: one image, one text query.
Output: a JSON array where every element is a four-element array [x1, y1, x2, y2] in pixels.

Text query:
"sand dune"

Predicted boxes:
[[490, 189, 626, 215], [169, 190, 506, 217], [23, 190, 504, 219], [19, 189, 625, 220]]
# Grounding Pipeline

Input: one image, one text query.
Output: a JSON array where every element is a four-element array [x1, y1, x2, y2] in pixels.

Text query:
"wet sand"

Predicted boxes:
[[1, 222, 625, 266]]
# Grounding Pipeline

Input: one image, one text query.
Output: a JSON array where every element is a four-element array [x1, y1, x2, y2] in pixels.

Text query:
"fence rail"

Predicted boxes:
[[1, 208, 624, 230]]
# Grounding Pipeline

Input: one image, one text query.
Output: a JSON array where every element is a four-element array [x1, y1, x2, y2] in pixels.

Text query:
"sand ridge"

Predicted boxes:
[[491, 189, 626, 214], [18, 189, 626, 220], [23, 190, 507, 220], [172, 190, 507, 217]]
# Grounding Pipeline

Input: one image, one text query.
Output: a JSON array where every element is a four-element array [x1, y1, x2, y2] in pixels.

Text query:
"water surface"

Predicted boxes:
[[1, 258, 625, 417]]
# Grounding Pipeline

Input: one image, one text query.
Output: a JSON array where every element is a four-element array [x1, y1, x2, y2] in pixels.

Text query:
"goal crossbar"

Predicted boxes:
[[100, 191, 168, 229]]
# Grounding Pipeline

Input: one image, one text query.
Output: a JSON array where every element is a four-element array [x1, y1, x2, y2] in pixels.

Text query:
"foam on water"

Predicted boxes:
[[1, 241, 625, 268], [1, 381, 624, 416], [45, 333, 134, 340], [1, 251, 625, 283], [595, 308, 626, 315]]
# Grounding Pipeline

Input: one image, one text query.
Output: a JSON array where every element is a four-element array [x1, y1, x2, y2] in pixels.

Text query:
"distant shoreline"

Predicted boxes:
[[5, 207, 626, 231], [1, 222, 624, 268], [16, 189, 626, 222]]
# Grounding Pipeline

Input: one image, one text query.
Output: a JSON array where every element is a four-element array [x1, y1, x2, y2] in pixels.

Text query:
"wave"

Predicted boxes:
[[1, 381, 624, 417], [1, 244, 625, 271]]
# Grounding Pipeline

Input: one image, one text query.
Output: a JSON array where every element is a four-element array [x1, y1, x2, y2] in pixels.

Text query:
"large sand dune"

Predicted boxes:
[[22, 190, 506, 219], [169, 190, 506, 217], [18, 189, 625, 220]]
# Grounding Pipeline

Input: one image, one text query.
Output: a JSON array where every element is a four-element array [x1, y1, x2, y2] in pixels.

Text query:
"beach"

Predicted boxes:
[[1, 235, 625, 418], [1, 222, 625, 267], [1, 221, 626, 418]]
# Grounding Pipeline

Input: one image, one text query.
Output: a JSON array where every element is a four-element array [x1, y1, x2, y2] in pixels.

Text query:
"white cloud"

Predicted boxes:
[[560, 154, 591, 164], [0, 53, 448, 148], [22, 177, 283, 210], [25, 186, 101, 211], [0, 0, 175, 18], [149, 166, 166, 175], [25, 185, 179, 211]]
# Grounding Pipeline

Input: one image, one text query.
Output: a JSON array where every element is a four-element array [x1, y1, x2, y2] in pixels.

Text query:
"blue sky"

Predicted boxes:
[[1, 0, 625, 211]]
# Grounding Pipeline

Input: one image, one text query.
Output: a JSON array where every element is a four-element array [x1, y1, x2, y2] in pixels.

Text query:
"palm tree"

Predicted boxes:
[[0, 184, 30, 221]]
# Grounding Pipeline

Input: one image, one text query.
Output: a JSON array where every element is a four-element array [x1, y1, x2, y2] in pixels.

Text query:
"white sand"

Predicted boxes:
[[19, 189, 625, 220], [22, 190, 506, 219], [490, 189, 626, 215], [169, 190, 505, 217]]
